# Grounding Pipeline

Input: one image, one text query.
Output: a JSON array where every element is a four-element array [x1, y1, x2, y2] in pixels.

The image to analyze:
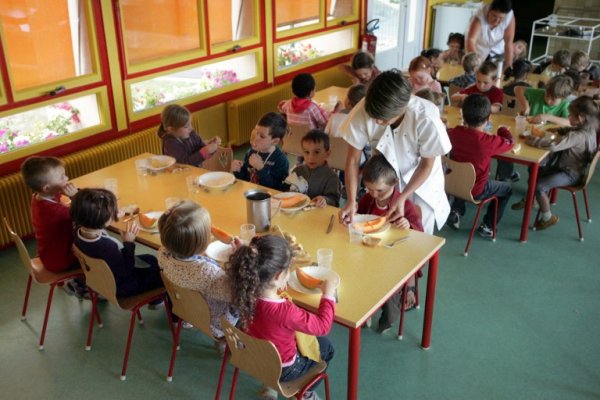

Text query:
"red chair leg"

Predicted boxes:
[[215, 346, 229, 400], [136, 309, 144, 325], [397, 285, 407, 340], [582, 188, 591, 222], [491, 197, 498, 242], [120, 310, 138, 381], [570, 192, 583, 241], [228, 367, 239, 400], [95, 305, 103, 328], [38, 283, 57, 350], [324, 374, 331, 400], [21, 275, 33, 320], [550, 188, 558, 204], [86, 291, 99, 351], [464, 203, 485, 256], [166, 320, 182, 382], [164, 297, 176, 340]]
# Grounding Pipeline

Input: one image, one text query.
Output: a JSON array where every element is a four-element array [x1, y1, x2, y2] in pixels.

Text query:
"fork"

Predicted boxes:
[[384, 236, 410, 248]]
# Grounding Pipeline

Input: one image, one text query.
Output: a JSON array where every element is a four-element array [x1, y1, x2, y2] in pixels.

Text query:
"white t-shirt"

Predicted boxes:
[[341, 96, 452, 231], [473, 4, 513, 60]]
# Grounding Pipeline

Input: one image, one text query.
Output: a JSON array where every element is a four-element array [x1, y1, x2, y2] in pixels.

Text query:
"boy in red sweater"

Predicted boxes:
[[446, 94, 514, 237], [451, 61, 504, 113]]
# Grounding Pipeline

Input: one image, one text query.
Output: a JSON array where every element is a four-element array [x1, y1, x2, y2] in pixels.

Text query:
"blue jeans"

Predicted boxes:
[[280, 337, 334, 390], [451, 180, 512, 227]]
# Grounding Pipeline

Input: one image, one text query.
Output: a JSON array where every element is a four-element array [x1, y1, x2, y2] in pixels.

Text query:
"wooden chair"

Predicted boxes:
[[443, 156, 499, 256], [327, 136, 350, 171], [221, 318, 331, 400], [282, 124, 311, 157], [3, 217, 84, 350], [202, 146, 233, 172], [536, 151, 600, 241], [160, 272, 229, 398], [72, 245, 168, 381]]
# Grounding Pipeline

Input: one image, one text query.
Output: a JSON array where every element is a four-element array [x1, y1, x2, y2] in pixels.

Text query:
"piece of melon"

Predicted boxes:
[[139, 213, 158, 229], [352, 216, 387, 234], [531, 126, 545, 138], [211, 226, 233, 244], [296, 268, 323, 289], [279, 194, 306, 208]]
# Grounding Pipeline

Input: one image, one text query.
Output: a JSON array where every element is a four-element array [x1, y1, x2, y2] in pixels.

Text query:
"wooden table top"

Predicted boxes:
[[72, 154, 445, 328], [314, 86, 349, 112], [437, 64, 550, 89]]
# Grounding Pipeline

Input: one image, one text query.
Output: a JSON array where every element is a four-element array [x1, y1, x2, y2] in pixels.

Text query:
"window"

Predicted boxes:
[[275, 0, 324, 37], [326, 0, 358, 24], [207, 0, 258, 50]]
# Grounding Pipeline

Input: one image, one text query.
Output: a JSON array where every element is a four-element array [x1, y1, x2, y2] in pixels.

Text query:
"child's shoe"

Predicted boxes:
[[302, 390, 321, 400], [147, 299, 164, 310], [258, 385, 278, 400], [533, 215, 559, 230], [214, 337, 227, 356], [477, 224, 494, 239], [182, 321, 194, 329], [446, 210, 460, 230], [511, 198, 526, 210], [61, 281, 77, 297]]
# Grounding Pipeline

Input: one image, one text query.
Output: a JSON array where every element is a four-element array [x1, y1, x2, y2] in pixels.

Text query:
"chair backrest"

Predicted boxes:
[[582, 151, 600, 188], [501, 95, 518, 116], [201, 146, 233, 172], [327, 136, 350, 171], [3, 217, 36, 277], [448, 84, 462, 99], [282, 124, 310, 156], [160, 271, 213, 337], [221, 317, 284, 393], [72, 245, 119, 306], [443, 156, 477, 203]]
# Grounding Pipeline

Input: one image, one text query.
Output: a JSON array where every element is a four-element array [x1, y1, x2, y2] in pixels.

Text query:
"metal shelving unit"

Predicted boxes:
[[528, 14, 600, 63]]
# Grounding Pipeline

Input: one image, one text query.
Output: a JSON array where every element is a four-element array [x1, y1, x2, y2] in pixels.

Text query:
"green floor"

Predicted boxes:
[[1, 162, 599, 400]]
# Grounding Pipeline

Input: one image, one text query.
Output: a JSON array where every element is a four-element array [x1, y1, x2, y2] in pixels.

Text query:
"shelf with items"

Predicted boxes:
[[528, 14, 600, 64]]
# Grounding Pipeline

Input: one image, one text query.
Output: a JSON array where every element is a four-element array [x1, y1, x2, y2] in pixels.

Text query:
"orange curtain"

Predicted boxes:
[[276, 0, 320, 27], [208, 0, 232, 44]]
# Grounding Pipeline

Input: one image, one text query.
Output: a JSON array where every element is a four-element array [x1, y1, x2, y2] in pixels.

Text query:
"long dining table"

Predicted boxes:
[[444, 107, 550, 242], [72, 153, 445, 400]]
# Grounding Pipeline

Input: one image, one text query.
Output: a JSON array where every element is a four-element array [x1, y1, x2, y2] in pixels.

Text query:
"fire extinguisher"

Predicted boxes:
[[361, 19, 379, 58]]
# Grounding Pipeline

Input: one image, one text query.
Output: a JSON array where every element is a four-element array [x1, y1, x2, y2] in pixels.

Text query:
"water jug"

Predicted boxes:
[[245, 189, 271, 232]]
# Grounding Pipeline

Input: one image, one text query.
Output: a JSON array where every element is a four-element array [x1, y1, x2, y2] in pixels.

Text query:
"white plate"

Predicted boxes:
[[137, 211, 163, 233], [272, 192, 311, 212], [205, 241, 234, 264], [145, 155, 176, 172], [352, 214, 391, 235], [288, 266, 340, 295], [198, 171, 236, 189]]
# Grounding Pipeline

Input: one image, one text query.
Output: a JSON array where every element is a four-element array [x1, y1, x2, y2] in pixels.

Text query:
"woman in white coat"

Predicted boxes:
[[338, 69, 451, 234]]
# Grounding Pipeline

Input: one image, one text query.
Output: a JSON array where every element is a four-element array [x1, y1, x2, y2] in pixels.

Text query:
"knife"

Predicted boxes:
[[326, 214, 335, 234]]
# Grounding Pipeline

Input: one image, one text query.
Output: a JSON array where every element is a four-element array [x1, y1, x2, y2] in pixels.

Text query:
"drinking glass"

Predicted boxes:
[[240, 223, 256, 245], [317, 248, 333, 270], [134, 159, 148, 176], [186, 175, 200, 194], [348, 224, 363, 243], [515, 115, 527, 135]]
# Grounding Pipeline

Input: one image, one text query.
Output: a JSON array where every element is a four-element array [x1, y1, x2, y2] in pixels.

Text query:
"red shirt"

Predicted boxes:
[[247, 296, 335, 365], [447, 126, 514, 197], [459, 84, 504, 106], [31, 193, 77, 272], [357, 187, 424, 232]]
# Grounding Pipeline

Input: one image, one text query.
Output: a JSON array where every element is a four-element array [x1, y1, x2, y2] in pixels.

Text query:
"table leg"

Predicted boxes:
[[421, 251, 439, 349], [520, 163, 539, 243], [347, 327, 361, 400]]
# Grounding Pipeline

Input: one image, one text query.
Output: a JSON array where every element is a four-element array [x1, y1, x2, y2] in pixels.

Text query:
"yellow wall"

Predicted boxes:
[[424, 0, 490, 48]]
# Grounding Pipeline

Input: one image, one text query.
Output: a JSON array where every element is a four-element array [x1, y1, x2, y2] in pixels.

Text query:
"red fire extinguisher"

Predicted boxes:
[[361, 19, 379, 58]]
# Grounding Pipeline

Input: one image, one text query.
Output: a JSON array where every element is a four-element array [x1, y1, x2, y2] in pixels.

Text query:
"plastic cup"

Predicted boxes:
[[328, 95, 338, 110], [186, 175, 200, 194], [104, 178, 119, 196], [134, 159, 148, 176], [348, 224, 363, 244], [165, 197, 181, 210], [317, 248, 333, 270], [515, 116, 527, 135], [240, 223, 256, 245]]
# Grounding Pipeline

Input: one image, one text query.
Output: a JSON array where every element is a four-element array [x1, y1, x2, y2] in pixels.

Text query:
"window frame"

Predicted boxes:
[[274, 0, 326, 39], [208, 0, 262, 54], [325, 0, 359, 27]]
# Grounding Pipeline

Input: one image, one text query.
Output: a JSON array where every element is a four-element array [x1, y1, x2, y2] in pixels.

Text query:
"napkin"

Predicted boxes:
[[284, 172, 309, 194]]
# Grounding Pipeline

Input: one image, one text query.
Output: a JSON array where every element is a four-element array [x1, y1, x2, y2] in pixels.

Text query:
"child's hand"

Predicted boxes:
[[231, 236, 243, 250], [312, 196, 327, 208], [230, 159, 243, 172], [121, 221, 139, 242], [393, 217, 410, 230], [319, 276, 337, 298], [248, 153, 264, 170], [527, 115, 542, 124], [61, 182, 78, 197]]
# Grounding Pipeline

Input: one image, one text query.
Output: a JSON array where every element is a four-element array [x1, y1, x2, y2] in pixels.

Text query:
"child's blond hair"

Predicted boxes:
[[21, 156, 64, 192], [157, 104, 192, 139], [462, 52, 482, 74], [546, 75, 573, 100], [552, 49, 571, 68], [158, 201, 212, 258], [414, 88, 445, 107], [571, 50, 589, 70]]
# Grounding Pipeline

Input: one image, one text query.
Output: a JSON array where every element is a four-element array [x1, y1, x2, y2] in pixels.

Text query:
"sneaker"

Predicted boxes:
[[181, 321, 194, 329], [506, 171, 520, 183], [302, 390, 321, 400], [511, 198, 526, 210], [61, 281, 77, 296], [477, 224, 494, 239], [147, 299, 164, 310], [376, 322, 392, 334], [533, 215, 559, 230], [446, 210, 460, 230], [258, 386, 278, 400]]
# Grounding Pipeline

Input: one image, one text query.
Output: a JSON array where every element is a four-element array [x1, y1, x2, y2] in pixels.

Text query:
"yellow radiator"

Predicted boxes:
[[0, 126, 160, 247]]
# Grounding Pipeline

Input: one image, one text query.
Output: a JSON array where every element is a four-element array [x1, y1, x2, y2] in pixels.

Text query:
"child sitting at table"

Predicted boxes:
[[540, 49, 570, 78], [414, 88, 445, 116], [512, 40, 528, 61], [420, 48, 445, 78], [442, 33, 465, 65], [408, 56, 443, 94], [70, 188, 163, 301], [278, 73, 332, 130], [285, 130, 341, 207], [570, 50, 600, 81], [157, 200, 238, 343], [503, 59, 533, 97], [451, 61, 503, 113], [21, 156, 86, 297], [228, 235, 336, 400], [338, 51, 380, 87], [231, 112, 289, 191], [449, 52, 482, 89], [358, 154, 423, 332], [324, 84, 366, 137], [158, 104, 221, 167], [446, 94, 514, 238], [526, 96, 598, 230]]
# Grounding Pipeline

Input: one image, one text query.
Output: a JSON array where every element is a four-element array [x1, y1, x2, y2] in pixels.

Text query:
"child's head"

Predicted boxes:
[[228, 235, 292, 325], [563, 68, 582, 93], [365, 69, 412, 124], [158, 104, 192, 139], [545, 75, 573, 105], [70, 188, 118, 229], [21, 156, 68, 195], [552, 49, 571, 69], [447, 33, 465, 53], [345, 83, 366, 109], [510, 59, 532, 80], [301, 129, 331, 169], [251, 112, 287, 152], [567, 95, 600, 130], [414, 88, 445, 107], [351, 51, 376, 82], [158, 201, 211, 258], [421, 48, 444, 72], [362, 154, 398, 203], [571, 50, 590, 72], [291, 73, 316, 99], [409, 56, 434, 85], [512, 40, 528, 60], [461, 94, 491, 128], [462, 52, 482, 74], [475, 61, 499, 93]]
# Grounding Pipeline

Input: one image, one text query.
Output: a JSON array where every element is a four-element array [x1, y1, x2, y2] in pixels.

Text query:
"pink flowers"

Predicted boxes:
[[278, 42, 322, 67]]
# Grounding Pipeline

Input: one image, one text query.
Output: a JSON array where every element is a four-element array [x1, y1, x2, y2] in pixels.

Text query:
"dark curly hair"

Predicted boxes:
[[228, 235, 292, 327]]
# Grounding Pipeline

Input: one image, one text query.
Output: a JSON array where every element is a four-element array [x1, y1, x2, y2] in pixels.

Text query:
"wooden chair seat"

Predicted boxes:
[[117, 287, 167, 310], [279, 361, 328, 397]]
